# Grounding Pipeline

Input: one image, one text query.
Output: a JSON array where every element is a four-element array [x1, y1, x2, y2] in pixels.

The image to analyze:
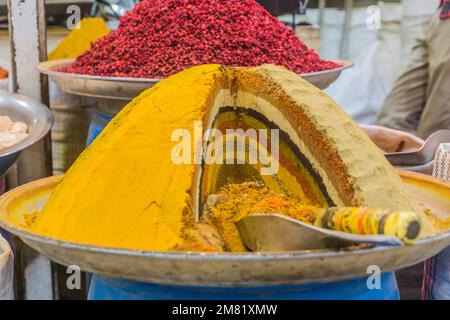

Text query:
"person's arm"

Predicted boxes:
[[416, 7, 450, 138], [378, 40, 429, 134]]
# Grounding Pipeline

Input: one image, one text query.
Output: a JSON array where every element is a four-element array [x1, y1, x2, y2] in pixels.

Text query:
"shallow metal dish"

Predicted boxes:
[[0, 91, 53, 175], [300, 59, 353, 90], [0, 171, 448, 287], [38, 59, 353, 100], [360, 124, 434, 174]]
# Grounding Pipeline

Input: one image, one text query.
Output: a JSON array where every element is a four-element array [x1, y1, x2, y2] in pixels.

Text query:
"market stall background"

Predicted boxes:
[[0, 0, 445, 300]]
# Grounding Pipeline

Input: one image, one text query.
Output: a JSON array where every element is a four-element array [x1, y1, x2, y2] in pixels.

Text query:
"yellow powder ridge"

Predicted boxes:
[[30, 64, 432, 252], [32, 65, 224, 251], [48, 18, 109, 61]]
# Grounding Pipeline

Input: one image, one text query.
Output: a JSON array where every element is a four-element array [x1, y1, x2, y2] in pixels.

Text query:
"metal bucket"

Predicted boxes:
[[50, 104, 93, 175], [49, 80, 94, 175]]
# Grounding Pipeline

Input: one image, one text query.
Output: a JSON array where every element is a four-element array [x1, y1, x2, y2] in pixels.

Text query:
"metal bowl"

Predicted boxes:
[[0, 171, 449, 287], [38, 59, 353, 100], [360, 124, 438, 175], [361, 124, 425, 154], [0, 91, 53, 175], [300, 59, 353, 89]]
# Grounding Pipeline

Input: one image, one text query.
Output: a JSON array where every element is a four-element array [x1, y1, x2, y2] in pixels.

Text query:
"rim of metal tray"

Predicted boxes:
[[1, 173, 449, 262], [37, 58, 354, 84]]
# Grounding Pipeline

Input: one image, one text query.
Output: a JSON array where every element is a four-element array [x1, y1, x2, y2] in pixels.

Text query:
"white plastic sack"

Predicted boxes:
[[325, 3, 402, 125], [301, 8, 377, 61], [325, 44, 386, 124], [0, 235, 13, 300]]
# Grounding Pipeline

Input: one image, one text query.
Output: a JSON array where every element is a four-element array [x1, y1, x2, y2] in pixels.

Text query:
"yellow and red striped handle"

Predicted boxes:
[[314, 208, 422, 244]]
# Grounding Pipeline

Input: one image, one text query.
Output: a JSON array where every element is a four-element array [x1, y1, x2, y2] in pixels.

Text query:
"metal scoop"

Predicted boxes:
[[236, 214, 403, 252], [385, 130, 450, 166]]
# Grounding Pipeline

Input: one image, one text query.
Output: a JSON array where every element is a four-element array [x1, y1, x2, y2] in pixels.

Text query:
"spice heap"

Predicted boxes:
[[29, 64, 432, 252], [0, 116, 28, 151], [65, 0, 339, 78], [49, 18, 110, 61], [193, 182, 319, 252]]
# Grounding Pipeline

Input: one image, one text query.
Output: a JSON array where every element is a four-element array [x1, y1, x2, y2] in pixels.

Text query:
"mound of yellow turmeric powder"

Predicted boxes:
[[48, 18, 109, 61], [30, 64, 430, 252]]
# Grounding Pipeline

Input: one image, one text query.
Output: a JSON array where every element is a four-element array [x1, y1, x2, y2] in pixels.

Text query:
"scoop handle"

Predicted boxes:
[[315, 207, 422, 244]]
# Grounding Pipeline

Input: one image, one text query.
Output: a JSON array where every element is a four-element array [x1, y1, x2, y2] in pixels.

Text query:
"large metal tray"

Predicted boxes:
[[0, 171, 449, 287], [38, 59, 353, 100], [0, 91, 53, 175]]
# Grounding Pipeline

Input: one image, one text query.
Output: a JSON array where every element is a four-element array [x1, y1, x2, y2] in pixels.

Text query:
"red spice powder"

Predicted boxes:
[[66, 0, 339, 78]]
